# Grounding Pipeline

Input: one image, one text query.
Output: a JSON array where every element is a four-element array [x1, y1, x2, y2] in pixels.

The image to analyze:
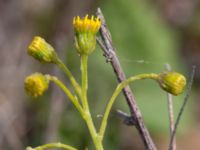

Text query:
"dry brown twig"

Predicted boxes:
[[96, 8, 156, 150]]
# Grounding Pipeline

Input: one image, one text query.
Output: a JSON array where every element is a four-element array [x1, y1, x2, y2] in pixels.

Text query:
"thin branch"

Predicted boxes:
[[168, 66, 195, 150], [116, 110, 136, 126], [96, 8, 156, 150], [165, 64, 176, 150]]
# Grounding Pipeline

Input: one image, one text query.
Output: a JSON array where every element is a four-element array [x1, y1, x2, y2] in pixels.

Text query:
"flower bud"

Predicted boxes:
[[24, 73, 49, 98], [28, 36, 57, 63], [73, 15, 101, 55], [158, 72, 186, 96]]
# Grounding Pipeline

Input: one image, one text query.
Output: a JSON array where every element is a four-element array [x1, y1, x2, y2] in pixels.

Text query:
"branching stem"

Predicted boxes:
[[80, 54, 104, 150], [48, 75, 84, 117], [56, 59, 82, 98], [99, 73, 159, 139]]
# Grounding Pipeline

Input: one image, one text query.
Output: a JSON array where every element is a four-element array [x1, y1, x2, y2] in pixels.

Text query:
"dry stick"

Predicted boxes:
[[165, 64, 176, 150], [116, 109, 136, 126], [96, 8, 156, 150], [168, 66, 195, 150]]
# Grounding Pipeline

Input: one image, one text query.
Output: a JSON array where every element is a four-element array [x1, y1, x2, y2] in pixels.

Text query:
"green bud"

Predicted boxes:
[[74, 33, 96, 55], [24, 73, 49, 98], [28, 36, 58, 63], [158, 72, 186, 96]]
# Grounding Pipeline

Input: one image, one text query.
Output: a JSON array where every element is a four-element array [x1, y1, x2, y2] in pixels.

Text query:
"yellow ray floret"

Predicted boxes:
[[73, 15, 101, 34], [28, 36, 47, 54]]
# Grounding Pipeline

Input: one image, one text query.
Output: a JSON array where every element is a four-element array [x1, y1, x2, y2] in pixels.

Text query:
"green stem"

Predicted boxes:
[[56, 59, 82, 98], [80, 54, 103, 150], [81, 54, 89, 110], [29, 142, 77, 150], [99, 73, 159, 139], [84, 112, 104, 150], [48, 75, 84, 117]]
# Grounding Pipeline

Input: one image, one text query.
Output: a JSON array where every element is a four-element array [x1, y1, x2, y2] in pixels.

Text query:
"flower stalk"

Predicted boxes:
[[99, 73, 159, 139], [73, 15, 103, 149], [80, 54, 104, 150], [55, 58, 82, 98], [81, 54, 89, 110], [47, 75, 84, 117]]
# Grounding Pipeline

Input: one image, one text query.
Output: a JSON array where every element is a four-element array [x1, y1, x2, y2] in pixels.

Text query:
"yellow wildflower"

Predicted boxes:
[[73, 15, 101, 34], [73, 15, 101, 55], [24, 73, 49, 98]]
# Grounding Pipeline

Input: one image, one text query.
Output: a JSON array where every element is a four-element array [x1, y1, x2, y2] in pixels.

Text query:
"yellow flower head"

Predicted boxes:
[[28, 36, 57, 63], [73, 15, 101, 34], [73, 15, 101, 55], [24, 73, 49, 98], [158, 72, 186, 96]]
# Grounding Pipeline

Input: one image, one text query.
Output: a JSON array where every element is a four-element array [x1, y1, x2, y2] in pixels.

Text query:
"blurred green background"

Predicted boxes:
[[1, 0, 200, 149]]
